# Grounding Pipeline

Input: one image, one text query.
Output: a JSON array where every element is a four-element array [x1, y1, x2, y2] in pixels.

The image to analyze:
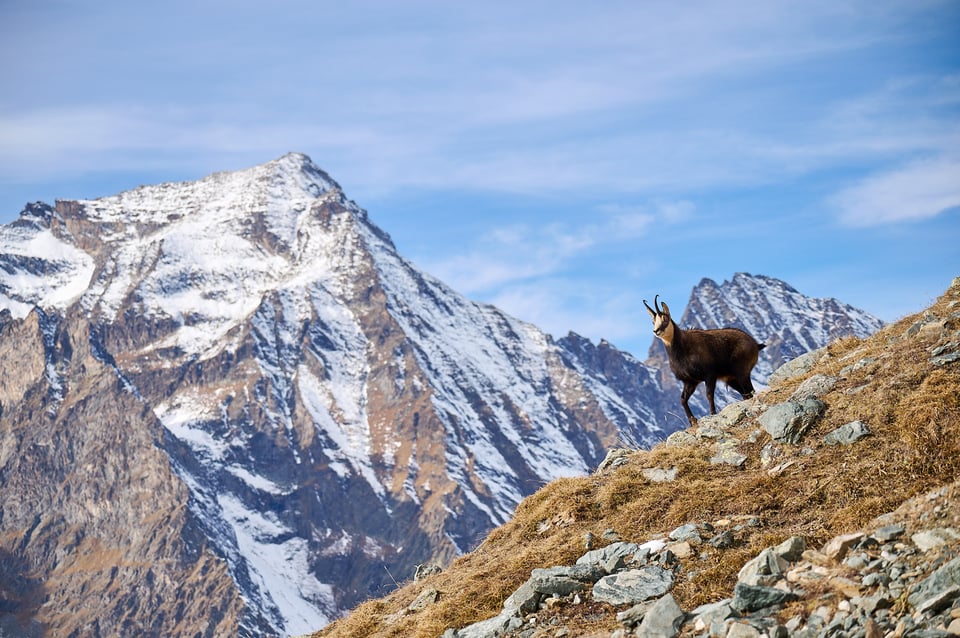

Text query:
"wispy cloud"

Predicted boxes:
[[424, 201, 689, 295], [832, 156, 960, 226]]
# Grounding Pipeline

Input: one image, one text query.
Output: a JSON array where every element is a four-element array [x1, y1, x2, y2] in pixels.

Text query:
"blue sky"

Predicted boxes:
[[2, 0, 958, 357]]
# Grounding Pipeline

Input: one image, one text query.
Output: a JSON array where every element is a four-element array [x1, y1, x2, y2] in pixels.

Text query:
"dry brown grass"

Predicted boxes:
[[312, 280, 960, 638]]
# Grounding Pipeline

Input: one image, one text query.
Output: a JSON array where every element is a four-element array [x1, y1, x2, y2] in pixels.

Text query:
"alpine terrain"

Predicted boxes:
[[0, 153, 883, 637]]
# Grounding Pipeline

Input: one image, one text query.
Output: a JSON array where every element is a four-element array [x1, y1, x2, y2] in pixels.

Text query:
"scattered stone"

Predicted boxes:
[[576, 542, 641, 570], [931, 351, 960, 366], [597, 448, 632, 472], [912, 528, 960, 552], [666, 541, 692, 559], [616, 601, 652, 628], [738, 548, 787, 586], [642, 466, 678, 483], [583, 531, 595, 550], [689, 599, 733, 631], [873, 524, 905, 542], [790, 374, 840, 401], [669, 523, 702, 542], [531, 564, 605, 583], [912, 585, 959, 615], [760, 442, 782, 467], [821, 532, 865, 562], [758, 398, 826, 444], [731, 582, 799, 613], [774, 536, 807, 562], [602, 528, 622, 542], [768, 347, 827, 386], [707, 530, 735, 549], [908, 557, 960, 609], [406, 587, 439, 613], [664, 430, 698, 447], [700, 400, 754, 429], [592, 566, 675, 605], [633, 593, 684, 638], [710, 440, 748, 467], [823, 420, 871, 446]]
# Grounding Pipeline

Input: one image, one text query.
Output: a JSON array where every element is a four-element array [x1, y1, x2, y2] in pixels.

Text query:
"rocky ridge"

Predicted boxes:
[[313, 276, 959, 638]]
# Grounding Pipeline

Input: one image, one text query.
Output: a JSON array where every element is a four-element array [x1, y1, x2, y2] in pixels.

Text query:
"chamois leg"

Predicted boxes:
[[735, 375, 756, 399], [705, 377, 718, 414], [680, 381, 699, 426]]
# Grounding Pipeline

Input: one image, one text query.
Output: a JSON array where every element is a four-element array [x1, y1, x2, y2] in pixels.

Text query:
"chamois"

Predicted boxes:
[[644, 295, 765, 426]]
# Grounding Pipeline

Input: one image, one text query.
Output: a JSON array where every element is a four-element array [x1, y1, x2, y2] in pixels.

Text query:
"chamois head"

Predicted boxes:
[[643, 295, 675, 345]]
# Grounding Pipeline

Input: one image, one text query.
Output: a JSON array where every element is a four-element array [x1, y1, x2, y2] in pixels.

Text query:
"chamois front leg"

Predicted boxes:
[[680, 380, 699, 426], [705, 377, 718, 414]]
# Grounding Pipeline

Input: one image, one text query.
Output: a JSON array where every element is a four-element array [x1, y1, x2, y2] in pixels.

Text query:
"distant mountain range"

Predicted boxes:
[[0, 153, 883, 637]]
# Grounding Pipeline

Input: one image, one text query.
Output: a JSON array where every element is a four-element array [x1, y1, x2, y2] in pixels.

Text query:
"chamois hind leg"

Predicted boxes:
[[705, 377, 718, 414], [680, 381, 699, 426], [737, 375, 756, 399]]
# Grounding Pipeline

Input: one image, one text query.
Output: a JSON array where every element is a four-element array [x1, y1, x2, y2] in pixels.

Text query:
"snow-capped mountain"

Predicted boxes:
[[0, 154, 884, 637]]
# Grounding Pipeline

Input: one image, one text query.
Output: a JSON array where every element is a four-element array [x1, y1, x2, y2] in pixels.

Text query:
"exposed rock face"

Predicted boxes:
[[0, 308, 249, 637], [0, 154, 885, 636]]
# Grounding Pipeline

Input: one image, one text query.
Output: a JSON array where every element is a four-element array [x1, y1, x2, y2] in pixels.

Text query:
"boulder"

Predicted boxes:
[[592, 566, 674, 606], [758, 398, 826, 444], [823, 420, 870, 446]]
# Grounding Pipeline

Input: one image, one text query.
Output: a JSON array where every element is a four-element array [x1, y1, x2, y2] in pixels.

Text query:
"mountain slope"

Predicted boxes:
[[312, 278, 960, 638], [0, 154, 885, 636]]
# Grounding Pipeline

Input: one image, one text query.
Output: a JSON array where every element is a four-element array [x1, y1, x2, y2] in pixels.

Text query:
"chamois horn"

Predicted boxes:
[[643, 294, 662, 316]]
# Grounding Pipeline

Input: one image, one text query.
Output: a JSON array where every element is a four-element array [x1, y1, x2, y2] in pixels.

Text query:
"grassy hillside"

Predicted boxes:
[[311, 277, 960, 638]]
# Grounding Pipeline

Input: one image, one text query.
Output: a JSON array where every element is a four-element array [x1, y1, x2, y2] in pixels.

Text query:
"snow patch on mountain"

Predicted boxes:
[[0, 220, 95, 318]]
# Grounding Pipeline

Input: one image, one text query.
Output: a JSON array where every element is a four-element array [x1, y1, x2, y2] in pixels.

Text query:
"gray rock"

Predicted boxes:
[[758, 398, 826, 444], [592, 566, 675, 605], [738, 548, 787, 586], [633, 592, 684, 638], [664, 430, 698, 447], [710, 440, 748, 467], [707, 530, 735, 548], [931, 351, 960, 366], [823, 420, 870, 446], [790, 374, 840, 401], [576, 541, 641, 569], [616, 601, 653, 628], [642, 466, 678, 483], [913, 585, 960, 615], [768, 348, 827, 386], [731, 582, 799, 613], [531, 564, 606, 583], [908, 556, 960, 609], [669, 523, 701, 542], [598, 448, 632, 472], [872, 524, 905, 542], [700, 401, 753, 429], [503, 572, 585, 615], [446, 610, 523, 638], [773, 536, 806, 561], [912, 528, 960, 552], [689, 599, 733, 629]]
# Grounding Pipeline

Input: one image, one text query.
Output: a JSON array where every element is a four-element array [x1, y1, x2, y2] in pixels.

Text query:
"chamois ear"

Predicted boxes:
[[660, 302, 671, 316]]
